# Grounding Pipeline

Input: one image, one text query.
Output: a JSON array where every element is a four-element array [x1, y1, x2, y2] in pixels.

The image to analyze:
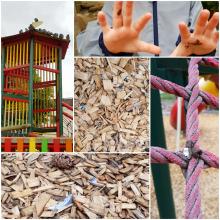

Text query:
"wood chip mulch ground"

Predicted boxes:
[[74, 58, 149, 152], [2, 153, 149, 219]]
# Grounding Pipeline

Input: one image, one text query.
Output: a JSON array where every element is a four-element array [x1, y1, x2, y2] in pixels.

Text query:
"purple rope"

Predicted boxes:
[[202, 58, 219, 68], [151, 76, 219, 109], [151, 58, 219, 219]]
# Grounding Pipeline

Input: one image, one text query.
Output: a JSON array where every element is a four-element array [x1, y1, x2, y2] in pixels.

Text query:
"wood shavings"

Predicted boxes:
[[74, 58, 149, 152], [1, 153, 149, 219]]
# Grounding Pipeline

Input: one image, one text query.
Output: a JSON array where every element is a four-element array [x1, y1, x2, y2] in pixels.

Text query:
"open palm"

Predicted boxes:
[[174, 10, 219, 56], [98, 1, 160, 55]]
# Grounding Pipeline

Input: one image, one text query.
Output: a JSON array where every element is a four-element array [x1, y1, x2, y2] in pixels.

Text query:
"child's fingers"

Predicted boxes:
[[213, 31, 219, 44], [194, 9, 210, 36], [124, 1, 133, 27], [136, 41, 161, 54], [179, 22, 191, 42], [204, 12, 219, 37], [134, 13, 152, 33], [113, 1, 123, 29], [97, 11, 110, 33]]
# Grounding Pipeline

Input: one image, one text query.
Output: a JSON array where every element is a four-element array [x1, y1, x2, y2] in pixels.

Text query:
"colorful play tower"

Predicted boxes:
[[1, 23, 72, 138]]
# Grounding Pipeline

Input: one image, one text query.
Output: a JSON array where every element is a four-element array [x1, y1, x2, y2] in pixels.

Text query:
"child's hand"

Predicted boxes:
[[97, 1, 160, 55], [172, 10, 219, 56]]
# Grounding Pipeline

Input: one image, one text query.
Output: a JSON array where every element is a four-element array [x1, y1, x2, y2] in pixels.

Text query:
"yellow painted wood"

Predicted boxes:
[[26, 41, 28, 64], [22, 102, 25, 122], [4, 100, 7, 127], [16, 43, 18, 66], [52, 47, 54, 68], [9, 45, 12, 68], [7, 100, 10, 126], [19, 43, 22, 65], [26, 102, 28, 124], [29, 138, 36, 152], [11, 101, 14, 126], [18, 102, 21, 125], [39, 43, 41, 65], [55, 47, 58, 69], [15, 101, 18, 126], [6, 46, 9, 67], [12, 44, 15, 67], [23, 42, 25, 65]]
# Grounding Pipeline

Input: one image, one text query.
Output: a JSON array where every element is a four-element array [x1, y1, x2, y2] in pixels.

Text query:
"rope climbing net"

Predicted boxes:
[[151, 58, 219, 219]]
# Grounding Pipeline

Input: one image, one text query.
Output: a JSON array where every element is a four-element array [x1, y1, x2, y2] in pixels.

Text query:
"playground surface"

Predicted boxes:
[[74, 58, 149, 152], [151, 112, 219, 219], [2, 153, 149, 219]]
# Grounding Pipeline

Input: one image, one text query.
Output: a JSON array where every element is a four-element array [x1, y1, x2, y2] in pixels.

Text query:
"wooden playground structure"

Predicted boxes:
[[1, 28, 73, 151]]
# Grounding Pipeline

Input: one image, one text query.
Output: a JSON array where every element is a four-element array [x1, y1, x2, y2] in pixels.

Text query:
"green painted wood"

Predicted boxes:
[[3, 94, 29, 101], [151, 59, 176, 219], [1, 47, 5, 127], [57, 47, 63, 136], [28, 38, 34, 134], [41, 139, 48, 152], [32, 127, 57, 132]]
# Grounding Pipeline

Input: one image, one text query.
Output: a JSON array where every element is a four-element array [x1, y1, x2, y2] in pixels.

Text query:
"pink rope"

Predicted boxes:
[[151, 58, 219, 219]]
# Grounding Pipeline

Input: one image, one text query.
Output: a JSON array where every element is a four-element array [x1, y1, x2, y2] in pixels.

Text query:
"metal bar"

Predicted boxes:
[[151, 88, 176, 219], [176, 97, 182, 151]]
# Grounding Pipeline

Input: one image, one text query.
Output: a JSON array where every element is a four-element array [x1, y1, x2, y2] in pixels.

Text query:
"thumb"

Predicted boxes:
[[136, 41, 161, 55]]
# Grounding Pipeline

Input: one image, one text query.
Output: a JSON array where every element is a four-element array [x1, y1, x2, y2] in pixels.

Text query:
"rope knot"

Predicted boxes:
[[183, 141, 202, 160]]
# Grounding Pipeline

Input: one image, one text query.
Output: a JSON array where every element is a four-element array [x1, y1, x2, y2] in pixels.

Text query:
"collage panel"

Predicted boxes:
[[75, 1, 219, 57], [150, 58, 219, 219], [1, 0, 219, 220], [1, 1, 73, 153], [1, 152, 149, 219], [74, 58, 150, 152]]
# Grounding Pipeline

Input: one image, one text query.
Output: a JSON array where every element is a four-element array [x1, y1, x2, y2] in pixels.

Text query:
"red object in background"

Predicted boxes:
[[209, 75, 219, 89], [170, 99, 206, 131]]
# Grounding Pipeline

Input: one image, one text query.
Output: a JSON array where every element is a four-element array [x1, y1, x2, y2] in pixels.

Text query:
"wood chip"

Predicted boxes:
[[103, 80, 113, 91], [27, 177, 40, 188], [36, 193, 51, 216]]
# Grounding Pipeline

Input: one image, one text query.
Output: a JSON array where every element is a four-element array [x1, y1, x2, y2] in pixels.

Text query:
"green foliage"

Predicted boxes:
[[33, 70, 56, 126], [202, 1, 219, 13]]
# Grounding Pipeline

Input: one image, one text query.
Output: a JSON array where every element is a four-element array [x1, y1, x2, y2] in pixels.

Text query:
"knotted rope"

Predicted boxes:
[[151, 58, 219, 219]]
